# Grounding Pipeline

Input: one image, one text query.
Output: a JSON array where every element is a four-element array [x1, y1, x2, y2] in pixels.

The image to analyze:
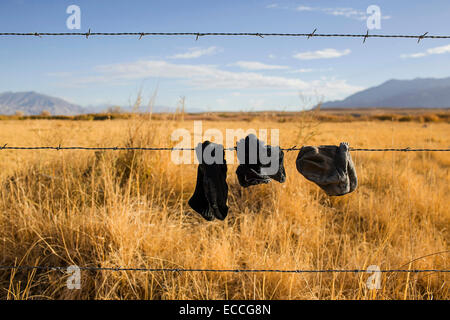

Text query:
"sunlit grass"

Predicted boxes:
[[0, 114, 448, 300]]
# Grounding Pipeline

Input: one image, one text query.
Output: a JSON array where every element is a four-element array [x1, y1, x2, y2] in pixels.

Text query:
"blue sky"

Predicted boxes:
[[1, 0, 450, 111]]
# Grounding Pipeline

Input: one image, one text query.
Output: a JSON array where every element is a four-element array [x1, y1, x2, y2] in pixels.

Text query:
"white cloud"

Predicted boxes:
[[74, 60, 306, 89], [323, 7, 366, 20], [292, 5, 391, 21], [46, 72, 72, 77], [288, 68, 314, 73], [168, 46, 221, 59], [296, 5, 313, 11], [266, 3, 278, 8], [288, 67, 333, 74], [67, 59, 362, 100], [293, 48, 351, 60], [229, 61, 289, 70], [400, 44, 450, 59]]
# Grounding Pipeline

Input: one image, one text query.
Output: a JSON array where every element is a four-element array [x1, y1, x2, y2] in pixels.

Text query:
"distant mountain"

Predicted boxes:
[[0, 91, 85, 115], [322, 77, 450, 109]]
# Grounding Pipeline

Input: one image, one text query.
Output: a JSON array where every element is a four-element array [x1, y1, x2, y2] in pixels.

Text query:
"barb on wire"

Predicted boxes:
[[348, 147, 450, 152], [417, 31, 428, 43], [1, 31, 449, 41], [308, 28, 317, 39], [0, 265, 448, 274], [286, 145, 298, 152], [363, 30, 369, 43], [0, 145, 449, 152]]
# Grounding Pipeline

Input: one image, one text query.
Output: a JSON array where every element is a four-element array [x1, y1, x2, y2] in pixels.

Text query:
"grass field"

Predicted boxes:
[[0, 111, 448, 299]]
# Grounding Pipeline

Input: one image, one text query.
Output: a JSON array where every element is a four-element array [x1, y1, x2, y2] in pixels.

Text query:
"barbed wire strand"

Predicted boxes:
[[0, 265, 448, 273], [1, 31, 450, 41], [0, 145, 449, 152]]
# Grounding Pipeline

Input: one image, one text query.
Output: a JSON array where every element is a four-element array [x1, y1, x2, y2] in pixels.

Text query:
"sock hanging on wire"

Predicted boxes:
[[188, 141, 229, 221], [296, 142, 357, 196], [235, 134, 286, 188]]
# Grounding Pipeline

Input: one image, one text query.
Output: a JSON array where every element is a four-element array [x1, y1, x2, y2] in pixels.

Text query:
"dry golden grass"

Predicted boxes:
[[0, 114, 448, 300]]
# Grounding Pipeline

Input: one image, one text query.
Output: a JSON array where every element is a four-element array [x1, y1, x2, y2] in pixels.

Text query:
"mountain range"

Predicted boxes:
[[1, 77, 450, 115], [322, 77, 450, 109], [0, 91, 85, 115], [0, 91, 188, 115]]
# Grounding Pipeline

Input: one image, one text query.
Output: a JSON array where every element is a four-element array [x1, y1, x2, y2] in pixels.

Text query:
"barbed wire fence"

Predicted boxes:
[[0, 29, 449, 281], [0, 145, 449, 152], [0, 144, 448, 276], [1, 30, 450, 43], [2, 245, 450, 274], [0, 266, 448, 273]]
